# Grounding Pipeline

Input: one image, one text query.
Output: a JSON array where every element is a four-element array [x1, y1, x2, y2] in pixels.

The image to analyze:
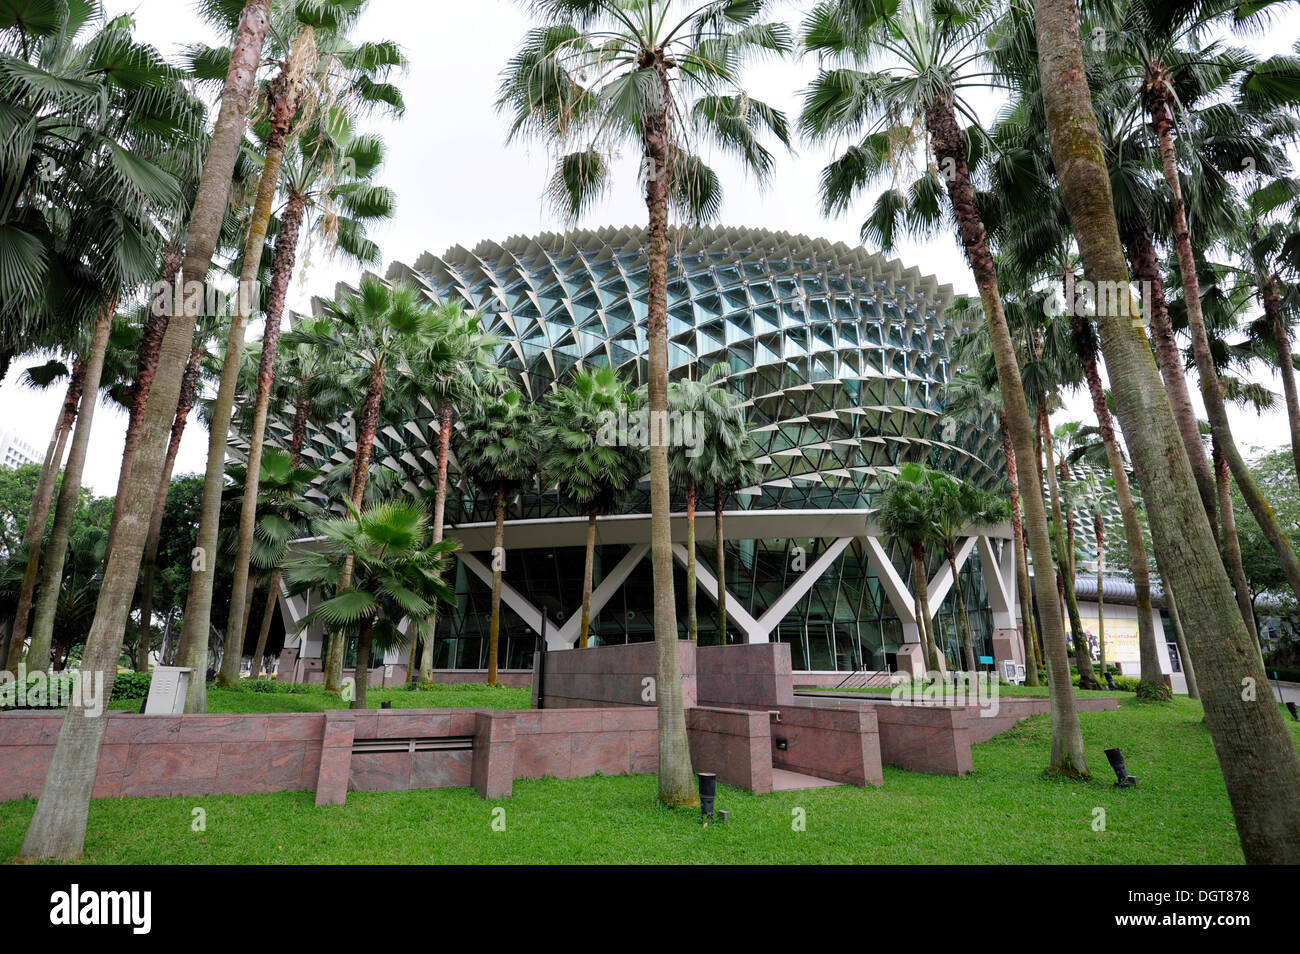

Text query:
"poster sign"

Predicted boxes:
[[1068, 616, 1141, 664]]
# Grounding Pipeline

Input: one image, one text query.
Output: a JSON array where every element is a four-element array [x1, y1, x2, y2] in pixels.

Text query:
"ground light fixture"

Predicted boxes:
[[1287, 701, 1298, 722], [1104, 671, 1117, 690], [698, 772, 717, 824], [1104, 747, 1138, 788]]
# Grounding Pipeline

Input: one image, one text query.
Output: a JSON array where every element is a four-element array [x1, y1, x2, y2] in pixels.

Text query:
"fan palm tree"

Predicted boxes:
[[20, 0, 277, 863], [1033, 0, 1300, 863], [664, 363, 742, 641], [458, 389, 539, 686], [498, 0, 793, 808], [930, 473, 1007, 672], [222, 28, 406, 692], [283, 498, 456, 710], [540, 368, 645, 650], [878, 462, 942, 673], [704, 426, 760, 647], [287, 277, 454, 694], [799, 0, 1086, 774]]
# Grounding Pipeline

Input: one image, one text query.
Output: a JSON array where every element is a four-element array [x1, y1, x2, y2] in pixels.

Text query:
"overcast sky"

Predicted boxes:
[[2, 0, 1297, 494]]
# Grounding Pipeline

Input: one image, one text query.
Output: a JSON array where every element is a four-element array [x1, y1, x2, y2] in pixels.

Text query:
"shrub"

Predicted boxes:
[[1263, 667, 1300, 684], [239, 679, 319, 694], [110, 671, 153, 701]]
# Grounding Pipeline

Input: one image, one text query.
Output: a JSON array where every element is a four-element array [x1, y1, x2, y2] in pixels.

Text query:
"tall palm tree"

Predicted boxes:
[[930, 473, 1008, 672], [665, 363, 742, 641], [283, 498, 456, 711], [1033, 0, 1300, 864], [878, 462, 942, 673], [458, 390, 539, 686], [800, 0, 1087, 775], [407, 304, 505, 686], [498, 0, 792, 808], [20, 0, 275, 863], [222, 25, 406, 691], [540, 368, 645, 650], [300, 277, 453, 694], [705, 427, 760, 646]]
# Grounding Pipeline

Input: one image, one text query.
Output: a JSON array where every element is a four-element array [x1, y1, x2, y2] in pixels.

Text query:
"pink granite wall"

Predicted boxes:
[[772, 704, 883, 786], [686, 706, 773, 795], [869, 702, 974, 775], [696, 643, 795, 709], [533, 641, 695, 709], [511, 707, 658, 782]]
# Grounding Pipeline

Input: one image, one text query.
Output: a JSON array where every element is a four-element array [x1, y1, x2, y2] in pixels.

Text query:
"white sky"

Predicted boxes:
[[1, 0, 1296, 494]]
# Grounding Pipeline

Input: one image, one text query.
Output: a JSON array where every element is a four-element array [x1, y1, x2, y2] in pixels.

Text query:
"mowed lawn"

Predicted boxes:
[[4, 696, 1298, 864]]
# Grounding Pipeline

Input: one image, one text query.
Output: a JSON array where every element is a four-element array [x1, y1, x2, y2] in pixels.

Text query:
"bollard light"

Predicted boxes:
[[1287, 701, 1298, 722], [1104, 671, 1116, 690], [698, 772, 717, 822], [381, 701, 392, 709], [1104, 747, 1138, 788]]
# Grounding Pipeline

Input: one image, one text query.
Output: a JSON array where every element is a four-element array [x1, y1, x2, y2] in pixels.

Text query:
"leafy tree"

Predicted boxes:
[[878, 462, 943, 673]]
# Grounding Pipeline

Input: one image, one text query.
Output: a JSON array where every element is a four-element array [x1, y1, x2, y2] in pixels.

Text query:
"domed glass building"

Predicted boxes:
[[263, 226, 1025, 683]]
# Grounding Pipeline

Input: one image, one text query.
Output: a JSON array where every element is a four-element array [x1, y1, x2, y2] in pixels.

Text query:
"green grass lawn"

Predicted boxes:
[[803, 683, 1124, 699], [5, 695, 1298, 864], [107, 682, 532, 713]]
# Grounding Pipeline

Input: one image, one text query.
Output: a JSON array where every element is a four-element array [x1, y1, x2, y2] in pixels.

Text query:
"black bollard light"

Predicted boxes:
[[1104, 671, 1117, 690], [698, 772, 717, 823], [1104, 747, 1138, 788], [381, 701, 392, 709], [1287, 701, 1298, 722]]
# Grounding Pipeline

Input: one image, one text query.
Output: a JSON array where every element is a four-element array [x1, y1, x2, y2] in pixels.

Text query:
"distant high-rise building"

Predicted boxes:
[[0, 428, 40, 470]]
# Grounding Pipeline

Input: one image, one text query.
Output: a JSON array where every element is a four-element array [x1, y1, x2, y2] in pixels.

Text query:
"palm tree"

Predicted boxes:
[[930, 474, 1008, 672], [458, 390, 539, 686], [186, 10, 322, 694], [20, 0, 275, 863], [706, 428, 761, 647], [283, 498, 456, 711], [407, 304, 505, 686], [878, 462, 942, 673], [665, 363, 742, 641], [539, 368, 645, 650], [1103, 0, 1300, 597], [301, 277, 452, 694], [1033, 0, 1300, 863], [498, 0, 792, 809], [800, 0, 1087, 775], [221, 24, 406, 692]]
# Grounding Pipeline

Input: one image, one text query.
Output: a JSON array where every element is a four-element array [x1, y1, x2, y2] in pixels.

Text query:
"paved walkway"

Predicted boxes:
[[771, 768, 843, 791]]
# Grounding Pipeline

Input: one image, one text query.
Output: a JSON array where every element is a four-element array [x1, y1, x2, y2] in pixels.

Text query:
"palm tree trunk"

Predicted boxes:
[[714, 492, 727, 646], [416, 398, 455, 684], [1212, 436, 1262, 653], [1122, 224, 1217, 532], [488, 484, 505, 685], [221, 191, 308, 689], [912, 542, 940, 672], [999, 410, 1040, 685], [1147, 90, 1300, 597], [925, 92, 1086, 775], [1262, 277, 1300, 487], [327, 360, 386, 692], [351, 617, 373, 711], [1069, 311, 1163, 695], [578, 509, 597, 649], [249, 570, 280, 678], [950, 552, 976, 672], [28, 303, 115, 671], [6, 360, 84, 675], [646, 54, 694, 809], [1095, 514, 1106, 675], [1040, 403, 1102, 690], [136, 341, 204, 674], [1037, 0, 1300, 861], [686, 475, 697, 642], [107, 245, 182, 551]]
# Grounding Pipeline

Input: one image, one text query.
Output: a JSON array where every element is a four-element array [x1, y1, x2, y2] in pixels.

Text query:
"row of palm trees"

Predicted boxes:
[[5, 0, 1299, 863]]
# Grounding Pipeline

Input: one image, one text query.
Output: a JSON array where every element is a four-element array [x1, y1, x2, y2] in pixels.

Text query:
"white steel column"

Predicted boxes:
[[672, 543, 765, 642], [752, 537, 855, 639]]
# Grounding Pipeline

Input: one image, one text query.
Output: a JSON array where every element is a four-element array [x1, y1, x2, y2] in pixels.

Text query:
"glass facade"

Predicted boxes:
[[267, 227, 1007, 672]]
